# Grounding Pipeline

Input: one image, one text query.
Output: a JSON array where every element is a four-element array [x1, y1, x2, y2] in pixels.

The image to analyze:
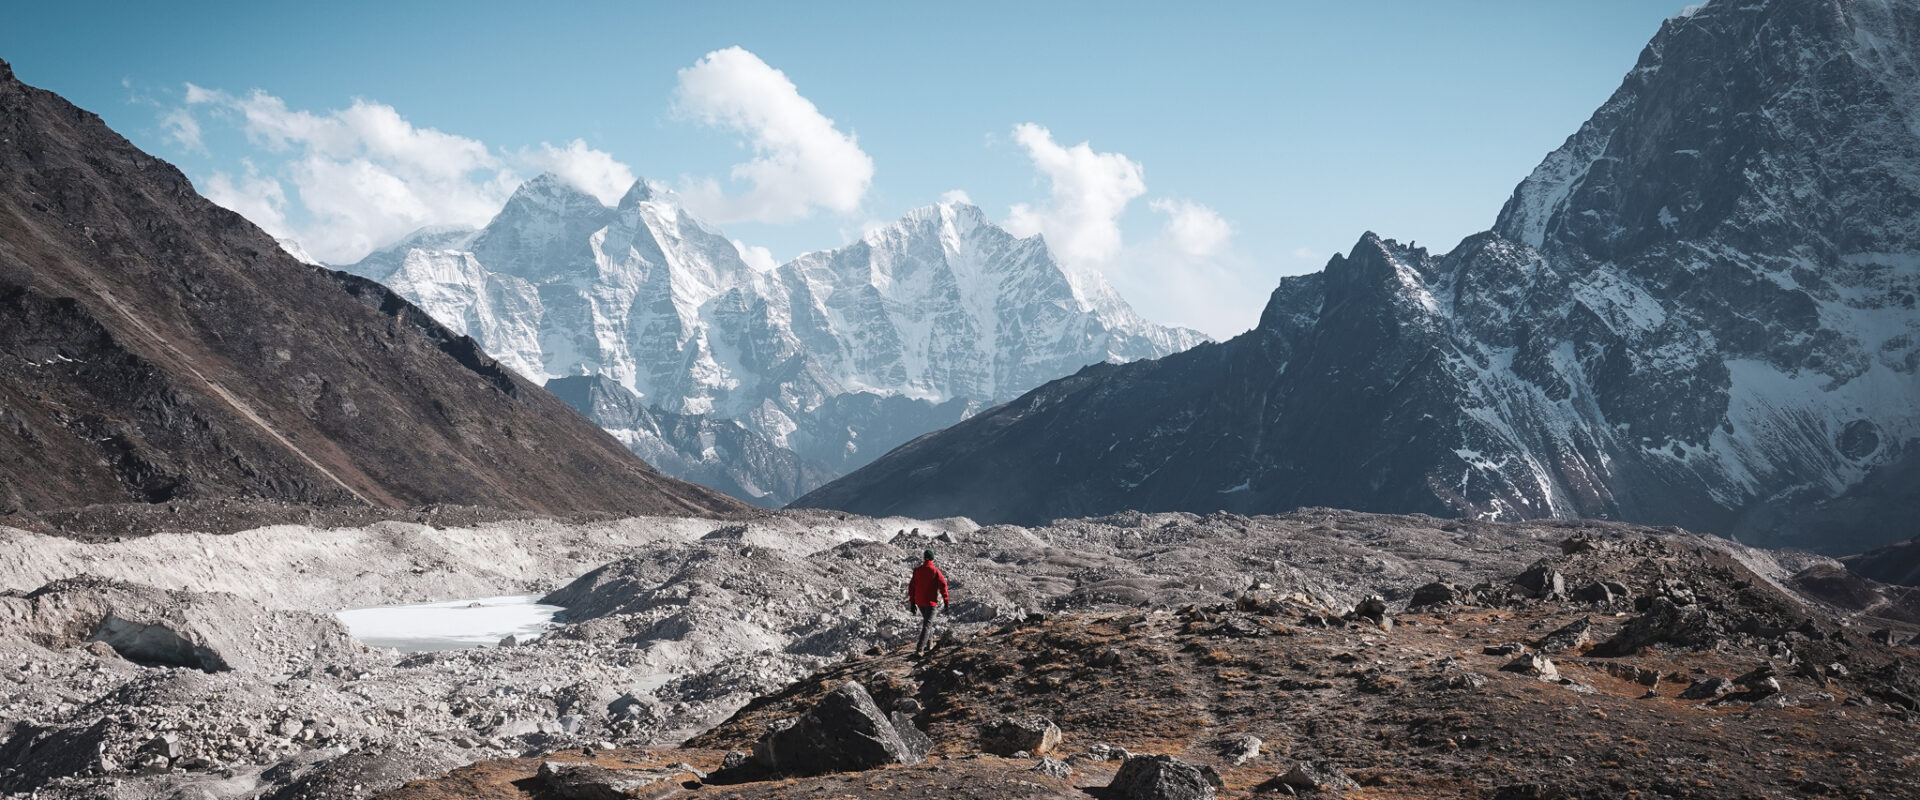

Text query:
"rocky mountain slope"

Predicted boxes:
[[796, 0, 1920, 555], [0, 59, 741, 519], [344, 182, 1203, 505]]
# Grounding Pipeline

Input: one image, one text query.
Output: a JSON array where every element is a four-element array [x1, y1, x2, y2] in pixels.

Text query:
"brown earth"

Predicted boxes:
[[381, 535, 1920, 799], [0, 59, 744, 521]]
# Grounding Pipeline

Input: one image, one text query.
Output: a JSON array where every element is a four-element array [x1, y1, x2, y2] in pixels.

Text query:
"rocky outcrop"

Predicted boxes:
[[0, 60, 743, 520], [793, 0, 1920, 555], [750, 681, 923, 775]]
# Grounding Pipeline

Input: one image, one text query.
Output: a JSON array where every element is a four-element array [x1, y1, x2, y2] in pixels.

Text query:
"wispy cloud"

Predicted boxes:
[[1001, 124, 1259, 337], [173, 86, 637, 264], [159, 106, 203, 153], [519, 139, 637, 206], [733, 239, 780, 271], [1003, 123, 1146, 266], [1151, 198, 1232, 259], [672, 47, 873, 224]]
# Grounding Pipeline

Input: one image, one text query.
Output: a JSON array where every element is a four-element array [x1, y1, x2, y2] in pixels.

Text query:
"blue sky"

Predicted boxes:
[[2, 0, 1691, 338]]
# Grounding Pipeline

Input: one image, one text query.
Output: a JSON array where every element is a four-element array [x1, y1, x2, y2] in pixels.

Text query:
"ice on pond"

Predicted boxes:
[[333, 594, 563, 652]]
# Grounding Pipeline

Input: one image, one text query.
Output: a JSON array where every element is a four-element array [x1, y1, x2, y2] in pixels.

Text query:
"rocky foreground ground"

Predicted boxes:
[[1, 509, 1917, 799]]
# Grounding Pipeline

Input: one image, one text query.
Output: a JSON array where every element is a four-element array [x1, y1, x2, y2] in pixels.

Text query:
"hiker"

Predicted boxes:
[[908, 548, 950, 654]]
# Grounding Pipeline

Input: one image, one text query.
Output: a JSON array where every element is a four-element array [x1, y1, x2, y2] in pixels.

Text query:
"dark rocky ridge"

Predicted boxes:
[[0, 59, 743, 519], [796, 0, 1920, 554]]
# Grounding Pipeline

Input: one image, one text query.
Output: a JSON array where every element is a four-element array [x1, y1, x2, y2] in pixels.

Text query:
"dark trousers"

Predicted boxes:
[[916, 604, 937, 652]]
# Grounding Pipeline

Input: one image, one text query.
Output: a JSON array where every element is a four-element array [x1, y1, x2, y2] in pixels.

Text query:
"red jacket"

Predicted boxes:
[[909, 561, 950, 607]]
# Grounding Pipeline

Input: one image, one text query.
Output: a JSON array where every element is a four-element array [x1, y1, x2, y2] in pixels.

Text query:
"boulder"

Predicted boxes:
[[1501, 654, 1559, 680], [140, 733, 185, 761], [1513, 566, 1566, 600], [1350, 595, 1391, 630], [537, 760, 685, 800], [1221, 733, 1262, 765], [890, 711, 931, 762], [1034, 756, 1073, 779], [1678, 677, 1735, 700], [1536, 617, 1593, 654], [979, 714, 1062, 756], [1409, 582, 1460, 608], [1572, 582, 1615, 603], [1734, 663, 1778, 690], [751, 681, 923, 775], [1110, 754, 1216, 800], [1279, 761, 1359, 792]]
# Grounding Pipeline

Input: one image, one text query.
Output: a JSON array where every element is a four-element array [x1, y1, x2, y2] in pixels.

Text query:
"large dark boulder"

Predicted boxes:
[[750, 681, 923, 775], [1110, 754, 1216, 800]]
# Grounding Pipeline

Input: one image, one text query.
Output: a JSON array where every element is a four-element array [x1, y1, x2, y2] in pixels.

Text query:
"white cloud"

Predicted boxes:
[[203, 160, 289, 237], [520, 139, 637, 206], [1290, 247, 1320, 261], [940, 189, 973, 205], [1003, 123, 1146, 266], [1150, 198, 1231, 258], [160, 107, 203, 153], [671, 47, 873, 224], [176, 86, 573, 263], [734, 239, 780, 272]]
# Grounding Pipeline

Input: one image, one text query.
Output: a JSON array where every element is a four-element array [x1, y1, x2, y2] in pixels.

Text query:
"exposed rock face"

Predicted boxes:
[[343, 184, 1201, 505], [793, 0, 1920, 554], [0, 60, 742, 519]]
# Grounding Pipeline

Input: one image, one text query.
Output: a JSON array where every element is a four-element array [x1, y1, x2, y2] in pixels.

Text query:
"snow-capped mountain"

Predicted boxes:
[[343, 178, 1204, 504], [796, 0, 1920, 555]]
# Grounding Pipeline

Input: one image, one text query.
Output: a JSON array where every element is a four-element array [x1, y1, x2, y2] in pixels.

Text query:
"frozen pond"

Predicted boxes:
[[333, 594, 564, 652]]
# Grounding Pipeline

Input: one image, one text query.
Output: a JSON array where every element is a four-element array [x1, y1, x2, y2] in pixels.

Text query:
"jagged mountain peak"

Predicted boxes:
[[885, 200, 990, 233], [1496, 0, 1920, 261], [509, 171, 609, 208]]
